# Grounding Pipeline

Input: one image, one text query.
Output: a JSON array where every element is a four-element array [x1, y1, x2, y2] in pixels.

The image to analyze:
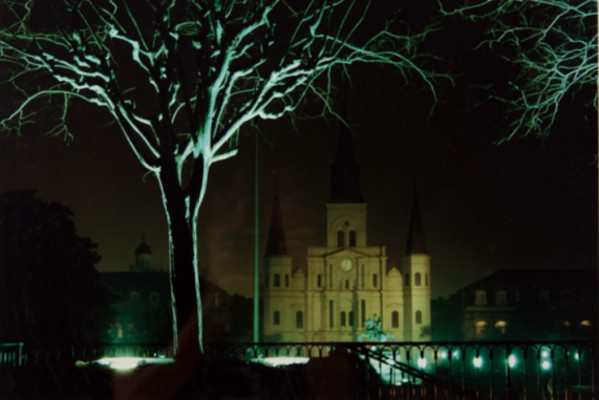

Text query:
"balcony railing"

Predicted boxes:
[[4, 341, 597, 399]]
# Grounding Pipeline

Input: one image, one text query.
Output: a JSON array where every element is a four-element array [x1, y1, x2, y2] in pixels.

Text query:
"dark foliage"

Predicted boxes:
[[0, 190, 113, 348]]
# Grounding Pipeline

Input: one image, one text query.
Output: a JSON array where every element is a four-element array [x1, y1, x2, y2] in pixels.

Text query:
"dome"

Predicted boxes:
[[135, 239, 152, 255]]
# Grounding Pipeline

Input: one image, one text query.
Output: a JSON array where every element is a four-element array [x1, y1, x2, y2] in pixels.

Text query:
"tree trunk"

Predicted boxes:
[[157, 168, 203, 356]]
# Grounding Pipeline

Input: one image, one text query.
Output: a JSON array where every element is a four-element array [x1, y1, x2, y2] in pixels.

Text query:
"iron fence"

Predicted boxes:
[[4, 341, 597, 399]]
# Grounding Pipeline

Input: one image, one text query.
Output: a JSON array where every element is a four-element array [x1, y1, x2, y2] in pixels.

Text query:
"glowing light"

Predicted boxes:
[[541, 350, 549, 358], [574, 352, 580, 360], [439, 351, 448, 359], [452, 350, 460, 359], [508, 355, 517, 368], [542, 360, 551, 370], [93, 357, 175, 371], [251, 357, 310, 367], [473, 356, 483, 368], [417, 357, 427, 368]]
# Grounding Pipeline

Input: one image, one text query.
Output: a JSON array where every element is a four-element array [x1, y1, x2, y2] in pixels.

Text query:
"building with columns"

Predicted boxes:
[[262, 126, 431, 342]]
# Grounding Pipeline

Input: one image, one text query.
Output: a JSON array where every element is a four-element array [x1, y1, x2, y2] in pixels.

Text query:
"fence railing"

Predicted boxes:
[[206, 341, 598, 399], [0, 342, 23, 367], [4, 341, 597, 399]]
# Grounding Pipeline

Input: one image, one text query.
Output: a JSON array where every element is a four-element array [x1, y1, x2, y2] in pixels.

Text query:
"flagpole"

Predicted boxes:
[[253, 133, 259, 343]]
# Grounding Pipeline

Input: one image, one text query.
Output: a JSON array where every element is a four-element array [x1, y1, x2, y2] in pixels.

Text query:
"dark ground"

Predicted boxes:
[[1, 350, 378, 399]]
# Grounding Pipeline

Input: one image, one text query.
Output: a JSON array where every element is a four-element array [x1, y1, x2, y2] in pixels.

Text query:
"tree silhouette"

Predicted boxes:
[[0, 190, 113, 349], [439, 0, 597, 140], [0, 1, 441, 353]]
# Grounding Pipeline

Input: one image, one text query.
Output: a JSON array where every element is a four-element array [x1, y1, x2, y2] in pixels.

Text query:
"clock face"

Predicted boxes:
[[341, 259, 353, 271]]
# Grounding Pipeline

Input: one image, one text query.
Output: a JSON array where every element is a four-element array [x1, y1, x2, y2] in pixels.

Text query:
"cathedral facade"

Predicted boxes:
[[262, 127, 431, 343]]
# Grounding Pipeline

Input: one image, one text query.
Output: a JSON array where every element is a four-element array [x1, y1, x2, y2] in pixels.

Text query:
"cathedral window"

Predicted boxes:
[[415, 310, 422, 325], [274, 311, 280, 325], [329, 300, 334, 328], [349, 231, 356, 247], [317, 274, 322, 288], [405, 273, 410, 286], [273, 273, 281, 287], [285, 274, 289, 287], [337, 231, 344, 247], [361, 300, 366, 325], [345, 280, 349, 289], [340, 311, 346, 326], [349, 311, 354, 327], [296, 311, 303, 328], [415, 272, 422, 286], [372, 274, 378, 288], [392, 311, 399, 328]]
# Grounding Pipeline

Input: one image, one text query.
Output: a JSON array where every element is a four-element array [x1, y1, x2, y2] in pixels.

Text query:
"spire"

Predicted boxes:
[[406, 193, 427, 255], [265, 191, 288, 256], [329, 116, 363, 203]]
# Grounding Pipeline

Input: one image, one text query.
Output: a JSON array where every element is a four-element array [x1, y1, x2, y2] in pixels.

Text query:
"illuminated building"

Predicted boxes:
[[262, 126, 431, 342]]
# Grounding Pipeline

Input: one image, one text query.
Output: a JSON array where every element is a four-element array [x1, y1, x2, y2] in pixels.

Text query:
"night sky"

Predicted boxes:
[[0, 3, 596, 300]]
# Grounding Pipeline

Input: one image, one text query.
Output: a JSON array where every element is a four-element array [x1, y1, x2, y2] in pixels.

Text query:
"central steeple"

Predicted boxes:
[[329, 122, 364, 203]]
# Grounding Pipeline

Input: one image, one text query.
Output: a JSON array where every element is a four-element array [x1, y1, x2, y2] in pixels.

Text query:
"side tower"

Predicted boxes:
[[402, 194, 431, 341], [262, 193, 305, 342]]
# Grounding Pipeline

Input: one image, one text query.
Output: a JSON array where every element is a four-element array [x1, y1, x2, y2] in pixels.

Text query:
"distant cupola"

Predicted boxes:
[[406, 193, 427, 255], [329, 122, 364, 203], [265, 193, 288, 256], [132, 236, 154, 272]]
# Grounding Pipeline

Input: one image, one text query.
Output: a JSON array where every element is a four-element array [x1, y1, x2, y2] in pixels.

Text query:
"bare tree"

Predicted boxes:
[[0, 0, 439, 354], [439, 0, 597, 141]]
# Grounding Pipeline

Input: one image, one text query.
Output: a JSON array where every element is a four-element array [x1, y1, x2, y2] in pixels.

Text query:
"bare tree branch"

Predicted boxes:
[[0, 0, 443, 353], [439, 0, 597, 141]]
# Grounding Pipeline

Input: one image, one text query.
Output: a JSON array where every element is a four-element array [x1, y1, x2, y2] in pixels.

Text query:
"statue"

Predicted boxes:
[[358, 314, 395, 343]]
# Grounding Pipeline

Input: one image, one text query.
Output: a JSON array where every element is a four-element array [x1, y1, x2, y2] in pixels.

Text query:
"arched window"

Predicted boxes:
[[494, 320, 507, 335], [495, 290, 507, 305], [317, 274, 322, 288], [372, 274, 378, 288], [475, 320, 487, 336], [392, 311, 399, 328], [337, 231, 344, 247], [475, 290, 487, 305], [415, 272, 422, 286], [115, 323, 123, 339], [273, 273, 281, 287], [348, 311, 354, 327], [345, 280, 349, 289], [296, 311, 303, 328], [273, 311, 280, 325], [285, 274, 289, 287], [349, 231, 356, 247], [340, 311, 346, 326], [415, 310, 422, 325]]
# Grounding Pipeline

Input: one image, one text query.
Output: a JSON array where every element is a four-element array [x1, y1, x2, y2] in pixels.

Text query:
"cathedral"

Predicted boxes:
[[262, 126, 431, 343]]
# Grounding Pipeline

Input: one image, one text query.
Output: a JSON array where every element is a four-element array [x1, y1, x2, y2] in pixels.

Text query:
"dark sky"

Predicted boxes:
[[0, 3, 596, 299]]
